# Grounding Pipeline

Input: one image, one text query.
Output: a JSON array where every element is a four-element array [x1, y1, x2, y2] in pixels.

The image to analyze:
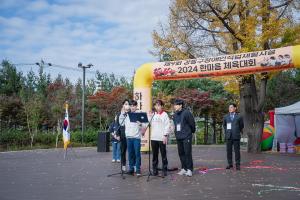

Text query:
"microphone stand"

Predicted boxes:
[[143, 112, 164, 182], [107, 113, 128, 179]]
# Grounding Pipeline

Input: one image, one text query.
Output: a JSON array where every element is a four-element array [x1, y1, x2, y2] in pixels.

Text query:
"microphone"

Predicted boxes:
[[124, 111, 129, 117], [149, 108, 155, 115]]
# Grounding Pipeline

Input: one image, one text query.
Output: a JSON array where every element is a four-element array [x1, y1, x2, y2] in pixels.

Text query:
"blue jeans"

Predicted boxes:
[[112, 142, 120, 160], [127, 138, 141, 173]]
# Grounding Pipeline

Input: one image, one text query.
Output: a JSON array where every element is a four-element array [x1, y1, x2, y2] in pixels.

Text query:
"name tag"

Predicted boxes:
[[227, 123, 232, 130], [177, 124, 181, 131]]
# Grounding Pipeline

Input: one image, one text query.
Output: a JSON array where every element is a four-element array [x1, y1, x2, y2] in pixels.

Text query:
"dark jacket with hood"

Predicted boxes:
[[173, 108, 196, 140], [109, 121, 118, 143]]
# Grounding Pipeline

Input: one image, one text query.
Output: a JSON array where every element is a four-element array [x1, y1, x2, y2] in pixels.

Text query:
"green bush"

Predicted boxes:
[[34, 133, 57, 145], [0, 129, 30, 146], [84, 129, 98, 145], [70, 129, 98, 145], [0, 128, 99, 151], [70, 131, 82, 143]]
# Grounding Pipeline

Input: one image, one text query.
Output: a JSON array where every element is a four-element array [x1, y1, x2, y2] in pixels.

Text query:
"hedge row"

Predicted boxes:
[[0, 128, 101, 150]]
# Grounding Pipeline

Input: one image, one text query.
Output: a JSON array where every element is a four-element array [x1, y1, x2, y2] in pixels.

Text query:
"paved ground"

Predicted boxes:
[[0, 145, 300, 200]]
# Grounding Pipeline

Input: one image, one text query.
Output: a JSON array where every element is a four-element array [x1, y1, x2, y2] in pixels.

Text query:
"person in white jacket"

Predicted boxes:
[[124, 100, 146, 177], [149, 99, 170, 177]]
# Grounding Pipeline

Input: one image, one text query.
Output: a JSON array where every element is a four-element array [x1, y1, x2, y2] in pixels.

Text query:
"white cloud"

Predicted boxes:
[[0, 0, 170, 82], [25, 0, 49, 12]]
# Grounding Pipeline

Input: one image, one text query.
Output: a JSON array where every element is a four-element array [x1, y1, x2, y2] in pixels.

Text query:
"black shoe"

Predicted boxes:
[[127, 170, 134, 175], [152, 170, 158, 176], [226, 165, 233, 169], [162, 171, 167, 177], [236, 165, 241, 170]]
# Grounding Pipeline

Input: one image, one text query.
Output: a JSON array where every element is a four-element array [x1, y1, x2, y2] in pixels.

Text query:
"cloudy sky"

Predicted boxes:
[[0, 0, 170, 81]]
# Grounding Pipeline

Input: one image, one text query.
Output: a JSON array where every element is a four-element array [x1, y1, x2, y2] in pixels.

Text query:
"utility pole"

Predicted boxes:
[[78, 62, 93, 144], [36, 59, 45, 85], [35, 59, 50, 96]]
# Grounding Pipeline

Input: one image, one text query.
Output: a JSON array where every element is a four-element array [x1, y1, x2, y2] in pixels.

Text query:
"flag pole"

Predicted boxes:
[[63, 101, 70, 160]]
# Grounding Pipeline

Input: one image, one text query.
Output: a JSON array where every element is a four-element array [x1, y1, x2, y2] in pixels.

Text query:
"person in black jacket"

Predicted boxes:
[[109, 117, 120, 162], [114, 99, 130, 172], [173, 99, 196, 177], [222, 103, 244, 170]]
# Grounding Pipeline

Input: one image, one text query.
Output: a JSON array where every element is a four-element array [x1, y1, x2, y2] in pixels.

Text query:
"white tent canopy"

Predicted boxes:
[[275, 101, 300, 115], [274, 101, 300, 144]]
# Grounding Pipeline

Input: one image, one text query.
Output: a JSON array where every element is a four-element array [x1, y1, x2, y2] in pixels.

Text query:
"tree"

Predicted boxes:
[[88, 87, 132, 130], [210, 99, 230, 143], [86, 79, 97, 96], [36, 63, 48, 97], [153, 78, 232, 99], [0, 60, 25, 130], [176, 88, 214, 144], [0, 95, 25, 130], [72, 79, 83, 130], [20, 90, 42, 148], [95, 71, 131, 92], [47, 75, 74, 147], [175, 88, 213, 116], [0, 60, 23, 96], [152, 0, 299, 152], [265, 69, 300, 111]]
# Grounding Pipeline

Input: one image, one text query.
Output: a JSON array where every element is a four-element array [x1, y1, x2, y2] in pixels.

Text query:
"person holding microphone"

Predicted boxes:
[[114, 99, 130, 172]]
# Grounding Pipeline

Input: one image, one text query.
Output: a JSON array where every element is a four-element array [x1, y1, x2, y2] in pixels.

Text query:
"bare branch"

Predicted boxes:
[[184, 17, 228, 34], [185, 2, 215, 23], [270, 0, 294, 9], [204, 2, 244, 44], [277, 4, 289, 20], [211, 34, 230, 54], [223, 3, 236, 20]]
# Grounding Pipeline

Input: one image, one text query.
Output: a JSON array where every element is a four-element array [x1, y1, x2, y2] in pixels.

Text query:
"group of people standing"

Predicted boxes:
[[109, 99, 244, 178]]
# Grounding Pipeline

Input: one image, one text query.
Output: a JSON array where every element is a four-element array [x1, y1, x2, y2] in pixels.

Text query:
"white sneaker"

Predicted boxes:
[[177, 169, 187, 175], [116, 159, 120, 163], [185, 169, 193, 177], [136, 172, 142, 177], [122, 166, 126, 171], [112, 159, 116, 162]]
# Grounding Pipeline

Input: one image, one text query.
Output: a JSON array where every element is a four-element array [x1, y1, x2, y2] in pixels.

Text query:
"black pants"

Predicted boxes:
[[151, 140, 168, 172], [226, 139, 240, 166], [177, 137, 193, 171], [120, 127, 127, 166]]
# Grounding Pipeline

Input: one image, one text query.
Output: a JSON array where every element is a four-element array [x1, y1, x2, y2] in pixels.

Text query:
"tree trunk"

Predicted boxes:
[[56, 119, 61, 148], [219, 126, 222, 143], [212, 117, 216, 144], [240, 75, 267, 153], [25, 110, 33, 148], [55, 133, 59, 148], [30, 134, 34, 148], [30, 127, 38, 148], [99, 112, 103, 131], [203, 113, 209, 144]]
